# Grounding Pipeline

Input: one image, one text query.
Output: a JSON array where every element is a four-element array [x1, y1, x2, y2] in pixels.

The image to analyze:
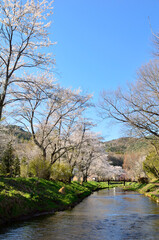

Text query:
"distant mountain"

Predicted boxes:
[[104, 137, 150, 154], [0, 124, 31, 141], [104, 137, 151, 167]]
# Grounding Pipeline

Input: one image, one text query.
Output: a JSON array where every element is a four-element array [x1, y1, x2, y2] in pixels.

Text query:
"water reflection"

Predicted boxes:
[[0, 188, 159, 240]]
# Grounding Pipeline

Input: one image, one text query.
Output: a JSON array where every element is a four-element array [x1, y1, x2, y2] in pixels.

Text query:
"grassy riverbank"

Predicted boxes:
[[124, 180, 159, 203], [0, 177, 109, 225]]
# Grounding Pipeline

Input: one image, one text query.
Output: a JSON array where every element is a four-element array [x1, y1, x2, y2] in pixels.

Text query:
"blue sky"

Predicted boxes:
[[49, 0, 159, 140]]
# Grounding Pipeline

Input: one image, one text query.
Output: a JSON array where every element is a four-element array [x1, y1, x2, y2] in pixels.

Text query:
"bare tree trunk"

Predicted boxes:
[[42, 149, 47, 161], [0, 81, 8, 120], [0, 103, 2, 120], [83, 174, 88, 182]]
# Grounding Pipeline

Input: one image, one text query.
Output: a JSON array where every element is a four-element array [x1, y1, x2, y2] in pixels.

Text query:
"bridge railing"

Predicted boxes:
[[108, 179, 126, 186]]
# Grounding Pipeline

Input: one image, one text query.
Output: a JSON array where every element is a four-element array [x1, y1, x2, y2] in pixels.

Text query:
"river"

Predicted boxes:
[[0, 188, 159, 240]]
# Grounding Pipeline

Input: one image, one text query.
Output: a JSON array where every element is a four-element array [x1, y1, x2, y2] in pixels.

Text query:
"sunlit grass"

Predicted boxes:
[[124, 180, 159, 203], [0, 177, 110, 225]]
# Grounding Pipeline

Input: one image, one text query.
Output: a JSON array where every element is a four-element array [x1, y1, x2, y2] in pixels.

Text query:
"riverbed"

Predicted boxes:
[[0, 188, 159, 240]]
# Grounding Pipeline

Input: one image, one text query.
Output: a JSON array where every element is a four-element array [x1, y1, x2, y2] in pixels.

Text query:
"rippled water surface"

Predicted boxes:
[[0, 188, 159, 240]]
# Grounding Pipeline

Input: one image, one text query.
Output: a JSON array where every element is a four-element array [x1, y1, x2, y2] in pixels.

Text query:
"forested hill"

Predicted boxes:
[[104, 137, 150, 154], [0, 125, 31, 141], [103, 137, 151, 167]]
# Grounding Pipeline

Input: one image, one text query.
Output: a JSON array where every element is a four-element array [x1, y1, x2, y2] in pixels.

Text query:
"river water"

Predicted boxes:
[[0, 188, 159, 240]]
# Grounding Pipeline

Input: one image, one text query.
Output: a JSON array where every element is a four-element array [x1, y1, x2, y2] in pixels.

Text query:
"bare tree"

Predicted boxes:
[[0, 0, 55, 119], [99, 60, 159, 140]]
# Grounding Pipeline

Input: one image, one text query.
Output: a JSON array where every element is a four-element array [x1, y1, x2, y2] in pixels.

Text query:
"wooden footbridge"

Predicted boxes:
[[108, 179, 126, 186]]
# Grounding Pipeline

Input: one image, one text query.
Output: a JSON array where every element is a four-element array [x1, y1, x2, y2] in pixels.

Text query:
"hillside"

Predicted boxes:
[[104, 137, 151, 167], [104, 137, 150, 154], [0, 124, 31, 159], [0, 124, 31, 141]]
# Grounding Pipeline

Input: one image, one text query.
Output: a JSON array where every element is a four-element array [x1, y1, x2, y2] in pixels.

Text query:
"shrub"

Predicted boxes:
[[20, 157, 29, 177], [143, 151, 159, 180], [138, 177, 149, 184], [29, 156, 51, 179], [51, 162, 72, 183]]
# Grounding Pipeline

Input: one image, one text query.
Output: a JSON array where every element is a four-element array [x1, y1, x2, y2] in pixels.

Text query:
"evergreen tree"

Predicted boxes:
[[0, 142, 15, 176], [13, 156, 20, 177]]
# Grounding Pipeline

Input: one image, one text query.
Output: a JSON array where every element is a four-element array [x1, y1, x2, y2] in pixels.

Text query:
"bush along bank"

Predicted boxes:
[[124, 180, 159, 203], [0, 177, 110, 226]]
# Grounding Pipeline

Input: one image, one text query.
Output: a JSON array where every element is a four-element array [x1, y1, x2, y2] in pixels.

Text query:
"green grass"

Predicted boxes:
[[0, 177, 110, 225], [124, 181, 159, 203]]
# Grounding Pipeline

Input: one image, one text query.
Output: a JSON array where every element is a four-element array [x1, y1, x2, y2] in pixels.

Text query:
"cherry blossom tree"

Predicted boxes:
[[63, 118, 95, 182], [13, 75, 92, 165], [77, 132, 106, 182], [0, 0, 55, 119]]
